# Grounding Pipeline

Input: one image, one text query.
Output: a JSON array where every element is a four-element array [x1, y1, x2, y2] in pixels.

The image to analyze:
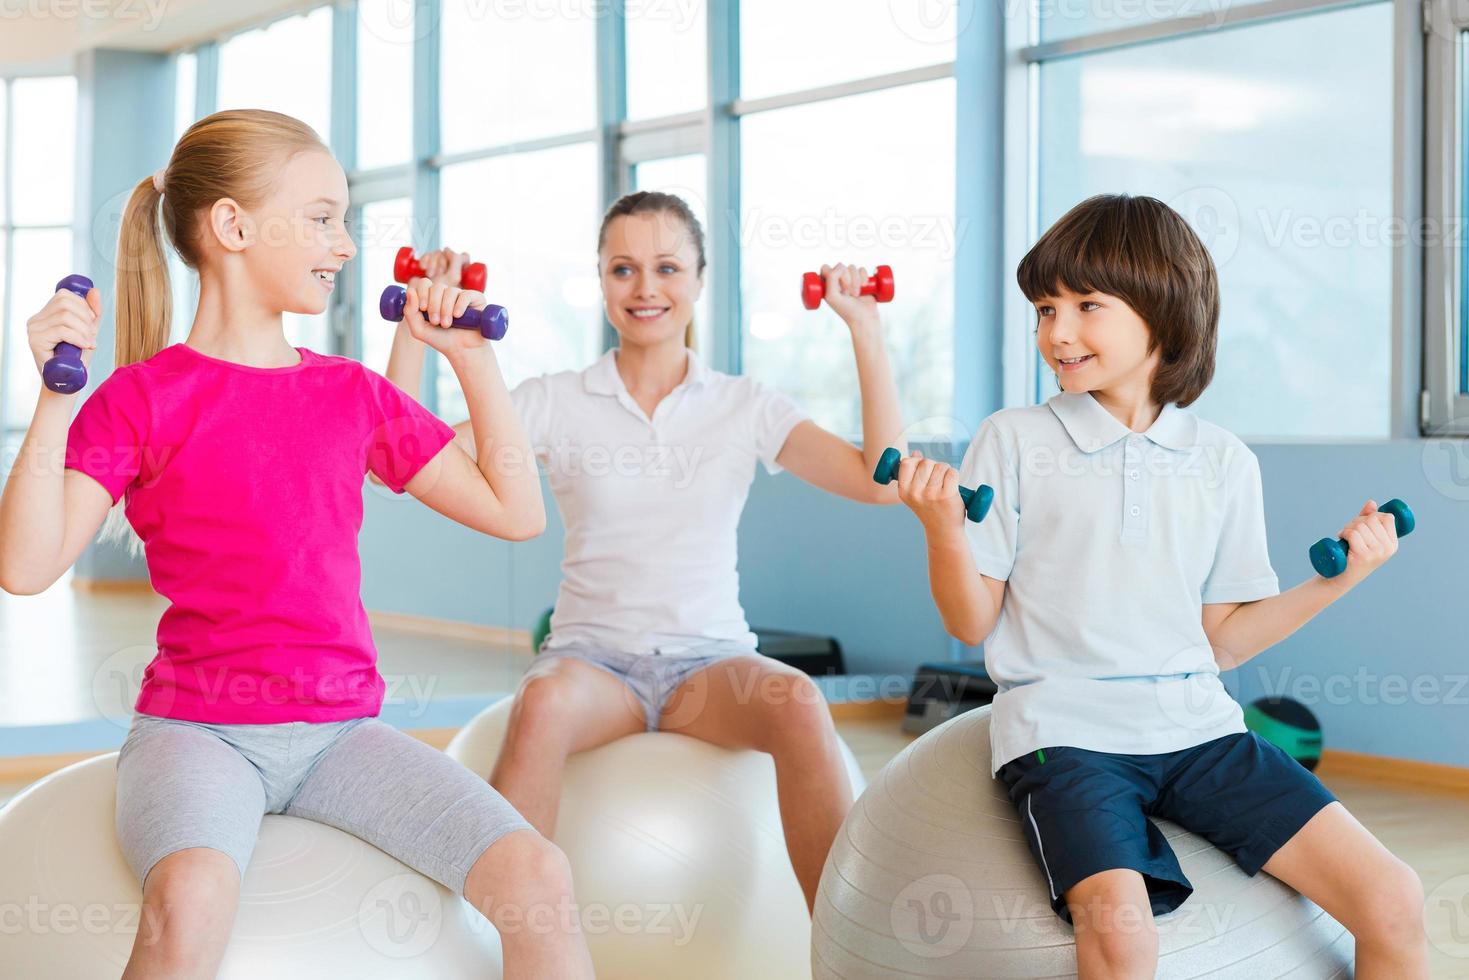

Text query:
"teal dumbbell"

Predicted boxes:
[[872, 447, 993, 524], [1308, 499, 1414, 578]]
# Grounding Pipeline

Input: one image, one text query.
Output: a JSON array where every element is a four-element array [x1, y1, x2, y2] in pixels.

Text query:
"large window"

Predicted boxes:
[[438, 145, 602, 416], [439, 1, 596, 151], [430, 5, 602, 420], [1, 77, 77, 440], [625, 3, 707, 121], [356, 0, 414, 171], [739, 0, 959, 100], [741, 80, 957, 438], [217, 7, 332, 139], [1040, 7, 1393, 437], [356, 197, 415, 374], [732, 4, 960, 438], [1021, 1, 1396, 439]]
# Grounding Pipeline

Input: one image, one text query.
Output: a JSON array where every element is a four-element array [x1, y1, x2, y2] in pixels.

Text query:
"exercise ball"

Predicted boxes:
[[1245, 697, 1323, 771], [0, 753, 502, 978], [812, 706, 1353, 978], [447, 695, 867, 980]]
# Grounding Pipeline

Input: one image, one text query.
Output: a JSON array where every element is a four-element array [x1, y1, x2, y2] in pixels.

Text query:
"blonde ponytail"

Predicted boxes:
[[114, 176, 173, 369]]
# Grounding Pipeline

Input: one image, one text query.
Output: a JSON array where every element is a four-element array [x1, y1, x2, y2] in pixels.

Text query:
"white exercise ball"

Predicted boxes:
[[446, 695, 867, 980], [0, 752, 502, 978], [812, 705, 1353, 978]]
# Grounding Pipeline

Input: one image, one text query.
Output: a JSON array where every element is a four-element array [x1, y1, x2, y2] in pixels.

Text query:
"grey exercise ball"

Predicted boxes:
[[812, 706, 1353, 978]]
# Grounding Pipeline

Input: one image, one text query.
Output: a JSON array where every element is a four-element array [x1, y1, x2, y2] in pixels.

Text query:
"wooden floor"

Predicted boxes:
[[3, 582, 1468, 975]]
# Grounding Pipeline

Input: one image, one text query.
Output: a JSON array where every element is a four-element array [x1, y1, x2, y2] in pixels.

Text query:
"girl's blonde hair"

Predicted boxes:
[[103, 109, 327, 553]]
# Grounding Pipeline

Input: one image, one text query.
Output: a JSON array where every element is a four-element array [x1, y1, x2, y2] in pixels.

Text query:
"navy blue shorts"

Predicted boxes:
[[997, 732, 1337, 922]]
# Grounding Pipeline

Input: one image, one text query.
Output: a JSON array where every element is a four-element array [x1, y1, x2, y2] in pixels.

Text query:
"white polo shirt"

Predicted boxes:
[[514, 349, 808, 656], [961, 391, 1279, 772]]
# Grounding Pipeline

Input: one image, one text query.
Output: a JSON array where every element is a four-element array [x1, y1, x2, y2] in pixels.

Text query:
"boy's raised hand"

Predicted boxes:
[[897, 450, 966, 534], [1331, 500, 1399, 586], [402, 277, 489, 356]]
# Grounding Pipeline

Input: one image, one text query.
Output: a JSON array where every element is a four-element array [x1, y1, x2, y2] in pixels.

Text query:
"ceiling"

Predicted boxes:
[[0, 0, 322, 73]]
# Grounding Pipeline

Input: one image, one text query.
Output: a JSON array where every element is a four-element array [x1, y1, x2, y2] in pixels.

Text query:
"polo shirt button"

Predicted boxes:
[[1128, 470, 1139, 480], [1130, 505, 1141, 517]]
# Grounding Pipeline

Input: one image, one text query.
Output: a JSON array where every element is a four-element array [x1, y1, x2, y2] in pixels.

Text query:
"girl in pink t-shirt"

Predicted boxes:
[[0, 109, 592, 978]]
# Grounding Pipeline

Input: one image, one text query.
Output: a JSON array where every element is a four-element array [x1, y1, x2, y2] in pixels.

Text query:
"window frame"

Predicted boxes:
[[1425, 0, 1469, 435]]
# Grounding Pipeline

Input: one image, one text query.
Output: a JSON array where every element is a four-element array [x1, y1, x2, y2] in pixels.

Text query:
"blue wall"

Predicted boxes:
[[359, 439, 1469, 769]]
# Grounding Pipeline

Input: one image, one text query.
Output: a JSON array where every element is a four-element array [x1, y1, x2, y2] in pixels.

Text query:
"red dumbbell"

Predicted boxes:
[[394, 246, 487, 293], [801, 264, 895, 310]]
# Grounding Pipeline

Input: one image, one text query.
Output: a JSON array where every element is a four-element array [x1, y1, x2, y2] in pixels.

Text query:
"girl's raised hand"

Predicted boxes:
[[402, 277, 489, 357], [26, 286, 101, 383]]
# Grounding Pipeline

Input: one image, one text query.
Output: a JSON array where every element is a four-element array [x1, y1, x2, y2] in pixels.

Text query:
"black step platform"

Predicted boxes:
[[904, 660, 997, 734]]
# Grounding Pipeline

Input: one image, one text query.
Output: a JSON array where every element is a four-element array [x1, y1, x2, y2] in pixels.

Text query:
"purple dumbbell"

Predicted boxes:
[[379, 285, 508, 342], [43, 274, 95, 394]]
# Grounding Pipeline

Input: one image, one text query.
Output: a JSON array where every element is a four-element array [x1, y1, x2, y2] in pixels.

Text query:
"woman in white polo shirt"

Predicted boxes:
[[384, 191, 906, 909]]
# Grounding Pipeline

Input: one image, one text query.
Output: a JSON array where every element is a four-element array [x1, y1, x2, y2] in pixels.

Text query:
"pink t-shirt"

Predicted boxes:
[[64, 344, 455, 724]]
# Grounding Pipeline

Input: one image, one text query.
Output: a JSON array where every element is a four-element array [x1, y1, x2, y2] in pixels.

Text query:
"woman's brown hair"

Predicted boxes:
[[1017, 193, 1219, 407]]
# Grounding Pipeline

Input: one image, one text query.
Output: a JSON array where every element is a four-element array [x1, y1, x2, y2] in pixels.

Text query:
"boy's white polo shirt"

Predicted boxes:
[[961, 391, 1280, 772], [512, 348, 807, 656]]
